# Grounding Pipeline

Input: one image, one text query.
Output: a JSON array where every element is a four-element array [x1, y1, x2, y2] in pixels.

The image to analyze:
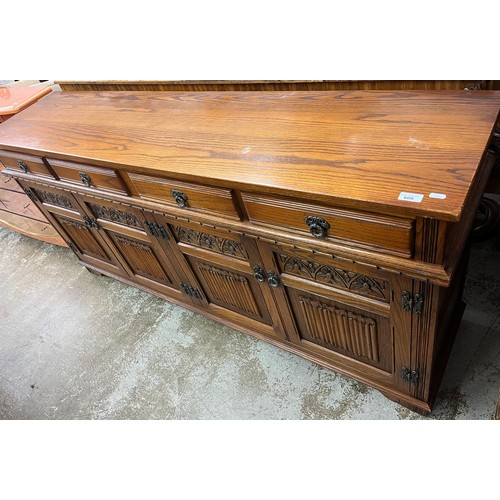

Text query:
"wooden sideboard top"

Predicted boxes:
[[1, 90, 499, 221]]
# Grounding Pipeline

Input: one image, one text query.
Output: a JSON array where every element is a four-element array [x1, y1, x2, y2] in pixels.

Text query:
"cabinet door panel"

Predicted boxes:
[[186, 254, 272, 325], [257, 240, 412, 388], [17, 180, 127, 276], [49, 212, 127, 276], [73, 194, 186, 298], [106, 228, 181, 294], [286, 287, 392, 372]]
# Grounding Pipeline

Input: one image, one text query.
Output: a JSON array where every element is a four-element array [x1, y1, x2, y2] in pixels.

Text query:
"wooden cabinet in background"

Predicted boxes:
[[1, 90, 499, 415]]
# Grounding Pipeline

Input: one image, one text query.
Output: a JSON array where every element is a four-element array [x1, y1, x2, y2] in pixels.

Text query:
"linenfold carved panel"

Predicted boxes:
[[196, 262, 260, 316], [298, 295, 379, 362], [278, 254, 387, 300], [113, 235, 171, 283], [58, 218, 109, 260]]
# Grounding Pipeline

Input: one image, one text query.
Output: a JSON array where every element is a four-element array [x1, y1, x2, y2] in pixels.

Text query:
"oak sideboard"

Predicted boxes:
[[1, 90, 499, 414]]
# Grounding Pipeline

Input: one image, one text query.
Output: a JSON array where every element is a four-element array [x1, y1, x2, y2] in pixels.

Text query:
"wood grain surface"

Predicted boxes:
[[56, 80, 499, 91], [1, 91, 499, 221]]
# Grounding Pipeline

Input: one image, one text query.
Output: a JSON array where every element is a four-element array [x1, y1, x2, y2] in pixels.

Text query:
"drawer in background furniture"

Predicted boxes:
[[46, 157, 129, 195], [0, 209, 67, 246], [127, 172, 241, 220], [0, 188, 47, 221], [242, 193, 415, 258], [0, 150, 54, 179], [0, 172, 25, 193]]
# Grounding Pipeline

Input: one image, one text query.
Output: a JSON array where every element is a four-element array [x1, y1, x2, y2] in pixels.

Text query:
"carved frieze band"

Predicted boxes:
[[34, 189, 76, 210], [298, 295, 379, 362], [88, 203, 141, 228], [172, 225, 248, 260], [197, 262, 261, 317], [278, 254, 387, 300]]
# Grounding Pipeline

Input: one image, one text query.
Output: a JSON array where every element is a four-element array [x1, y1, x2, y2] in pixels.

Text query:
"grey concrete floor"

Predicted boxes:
[[0, 225, 499, 420]]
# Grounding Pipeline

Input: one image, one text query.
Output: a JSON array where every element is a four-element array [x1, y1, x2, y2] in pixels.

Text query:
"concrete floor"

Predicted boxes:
[[0, 225, 499, 420]]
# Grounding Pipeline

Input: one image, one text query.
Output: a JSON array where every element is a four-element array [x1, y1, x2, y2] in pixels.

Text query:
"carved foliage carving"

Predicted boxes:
[[114, 235, 170, 284], [278, 254, 386, 300], [34, 189, 76, 210], [298, 295, 379, 362], [89, 203, 141, 228], [172, 226, 248, 260], [196, 262, 260, 317]]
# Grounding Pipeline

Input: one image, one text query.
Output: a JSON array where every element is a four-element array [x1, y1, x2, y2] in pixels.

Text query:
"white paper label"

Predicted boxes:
[[429, 192, 447, 199], [398, 192, 424, 203]]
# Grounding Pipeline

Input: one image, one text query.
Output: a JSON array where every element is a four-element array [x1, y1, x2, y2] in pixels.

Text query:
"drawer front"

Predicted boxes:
[[242, 193, 414, 258], [0, 151, 54, 178], [46, 157, 129, 195], [0, 188, 46, 221], [127, 172, 240, 219], [0, 172, 25, 193]]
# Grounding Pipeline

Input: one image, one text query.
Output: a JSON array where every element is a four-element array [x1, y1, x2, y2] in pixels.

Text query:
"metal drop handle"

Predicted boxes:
[[253, 266, 265, 282], [305, 216, 330, 238], [79, 172, 92, 187], [172, 190, 188, 208], [267, 271, 281, 288], [18, 161, 28, 173]]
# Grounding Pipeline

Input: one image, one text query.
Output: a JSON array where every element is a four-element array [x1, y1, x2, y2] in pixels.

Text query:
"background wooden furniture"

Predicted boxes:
[[57, 80, 500, 91], [0, 84, 66, 246], [1, 90, 499, 414]]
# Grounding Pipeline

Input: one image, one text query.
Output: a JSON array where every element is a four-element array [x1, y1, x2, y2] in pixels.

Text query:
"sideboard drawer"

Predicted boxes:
[[46, 157, 129, 195], [127, 172, 240, 219], [0, 151, 54, 179], [242, 193, 414, 258]]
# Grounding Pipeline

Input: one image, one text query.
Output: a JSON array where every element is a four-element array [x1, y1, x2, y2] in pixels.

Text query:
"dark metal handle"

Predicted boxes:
[[83, 215, 99, 230], [79, 172, 92, 187], [267, 270, 281, 288], [305, 216, 330, 238], [18, 161, 28, 173], [253, 266, 265, 282], [172, 190, 188, 208]]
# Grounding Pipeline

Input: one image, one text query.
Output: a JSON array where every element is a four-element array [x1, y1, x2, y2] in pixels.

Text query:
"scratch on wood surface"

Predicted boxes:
[[409, 137, 431, 150]]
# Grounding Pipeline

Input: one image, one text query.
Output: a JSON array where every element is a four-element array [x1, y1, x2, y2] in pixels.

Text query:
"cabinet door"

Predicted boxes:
[[152, 214, 286, 339], [257, 240, 412, 390], [18, 181, 127, 276], [73, 194, 186, 300]]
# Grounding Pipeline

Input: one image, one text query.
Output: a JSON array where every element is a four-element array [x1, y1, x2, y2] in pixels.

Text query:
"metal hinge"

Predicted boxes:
[[401, 367, 419, 385], [83, 215, 100, 230], [401, 291, 424, 315], [144, 221, 169, 240], [180, 283, 201, 299]]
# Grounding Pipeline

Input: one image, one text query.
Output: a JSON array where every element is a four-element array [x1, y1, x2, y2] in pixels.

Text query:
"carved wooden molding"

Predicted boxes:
[[34, 189, 76, 210], [89, 203, 141, 228], [172, 225, 248, 259], [279, 254, 387, 300], [114, 234, 149, 251]]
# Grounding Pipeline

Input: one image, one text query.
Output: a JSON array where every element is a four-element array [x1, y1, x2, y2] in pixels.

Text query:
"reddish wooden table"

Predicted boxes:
[[0, 85, 66, 246], [0, 86, 52, 122]]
